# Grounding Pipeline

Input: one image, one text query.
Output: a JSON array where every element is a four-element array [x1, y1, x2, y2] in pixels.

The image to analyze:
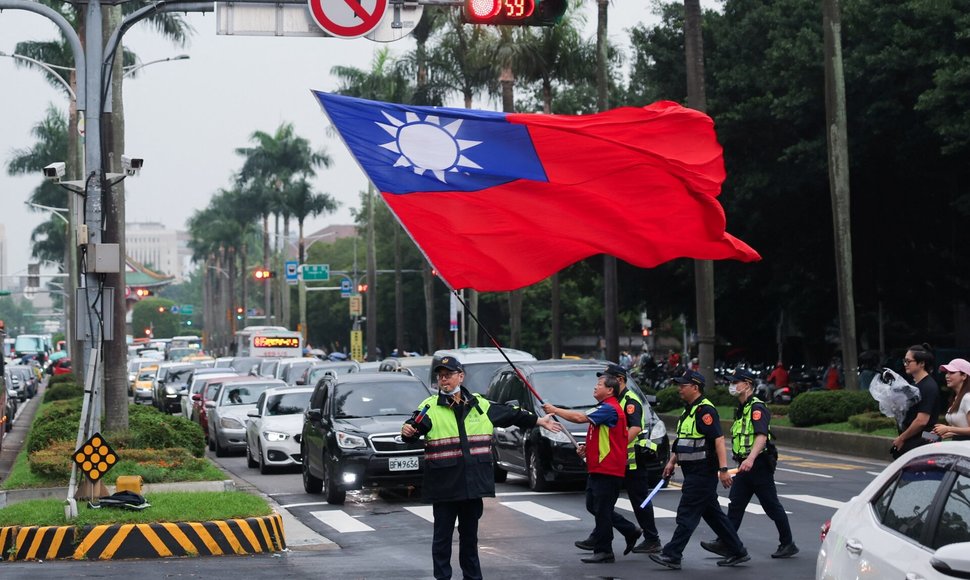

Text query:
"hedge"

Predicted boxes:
[[43, 382, 84, 403], [29, 440, 206, 482], [848, 411, 897, 432], [26, 399, 83, 453], [787, 390, 879, 427], [48, 373, 77, 386]]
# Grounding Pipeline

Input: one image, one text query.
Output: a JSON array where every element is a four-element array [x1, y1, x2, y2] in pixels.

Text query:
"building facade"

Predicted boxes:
[[125, 222, 191, 282]]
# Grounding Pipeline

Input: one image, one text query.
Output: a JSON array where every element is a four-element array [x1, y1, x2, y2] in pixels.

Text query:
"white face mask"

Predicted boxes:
[[728, 384, 740, 396]]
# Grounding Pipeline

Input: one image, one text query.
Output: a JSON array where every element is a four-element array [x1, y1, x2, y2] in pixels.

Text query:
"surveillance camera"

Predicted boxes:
[[43, 162, 66, 182], [121, 155, 143, 176]]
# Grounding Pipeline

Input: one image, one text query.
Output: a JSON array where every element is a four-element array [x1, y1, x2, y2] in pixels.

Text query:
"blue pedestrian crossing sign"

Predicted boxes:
[[340, 278, 352, 298], [285, 261, 299, 284]]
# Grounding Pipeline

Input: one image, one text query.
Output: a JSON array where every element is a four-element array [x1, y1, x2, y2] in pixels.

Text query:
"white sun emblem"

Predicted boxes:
[[376, 111, 483, 183]]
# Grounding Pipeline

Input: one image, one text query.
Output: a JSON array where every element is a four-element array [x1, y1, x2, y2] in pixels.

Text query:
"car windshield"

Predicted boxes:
[[265, 391, 311, 416], [333, 381, 428, 418], [220, 383, 272, 406], [137, 369, 156, 380], [284, 362, 314, 383], [460, 362, 508, 394], [531, 369, 607, 409], [308, 363, 358, 385]]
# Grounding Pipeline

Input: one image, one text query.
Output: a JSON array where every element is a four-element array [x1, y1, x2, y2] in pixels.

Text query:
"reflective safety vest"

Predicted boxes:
[[618, 388, 658, 471], [421, 394, 493, 465], [586, 396, 628, 477], [673, 397, 716, 464], [731, 397, 772, 459]]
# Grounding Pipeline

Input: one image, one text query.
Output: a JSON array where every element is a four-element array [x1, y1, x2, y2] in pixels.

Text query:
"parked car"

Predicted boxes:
[[191, 377, 229, 444], [181, 369, 239, 420], [7, 365, 38, 400], [301, 373, 431, 504], [431, 347, 537, 394], [50, 358, 72, 376], [245, 386, 313, 473], [300, 361, 362, 387], [3, 382, 15, 434], [378, 356, 435, 387], [817, 441, 970, 579], [277, 358, 320, 385], [152, 362, 196, 414], [132, 364, 158, 405], [206, 377, 285, 457], [485, 359, 670, 491]]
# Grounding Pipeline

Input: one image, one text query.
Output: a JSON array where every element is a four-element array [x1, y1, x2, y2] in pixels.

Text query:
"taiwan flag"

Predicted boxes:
[[314, 91, 759, 292]]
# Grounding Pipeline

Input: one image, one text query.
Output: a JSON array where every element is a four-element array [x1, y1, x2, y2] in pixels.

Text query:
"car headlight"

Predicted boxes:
[[263, 431, 289, 442], [220, 416, 245, 429], [540, 425, 572, 444], [649, 418, 667, 441], [336, 431, 367, 449]]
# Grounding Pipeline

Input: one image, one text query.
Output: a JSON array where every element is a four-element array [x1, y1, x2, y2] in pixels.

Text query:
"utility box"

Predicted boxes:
[[87, 243, 121, 273], [115, 475, 143, 495]]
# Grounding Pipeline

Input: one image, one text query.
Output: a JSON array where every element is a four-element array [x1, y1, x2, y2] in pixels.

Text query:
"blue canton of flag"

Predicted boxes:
[[314, 92, 547, 195]]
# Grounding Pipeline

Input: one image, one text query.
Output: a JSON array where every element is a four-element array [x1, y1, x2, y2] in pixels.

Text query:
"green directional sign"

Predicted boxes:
[[180, 304, 194, 316], [301, 264, 330, 281], [0, 290, 10, 296]]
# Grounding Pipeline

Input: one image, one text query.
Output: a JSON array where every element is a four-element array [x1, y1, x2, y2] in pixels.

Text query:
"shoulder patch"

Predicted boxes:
[[752, 410, 763, 421], [626, 404, 636, 415], [702, 413, 714, 426]]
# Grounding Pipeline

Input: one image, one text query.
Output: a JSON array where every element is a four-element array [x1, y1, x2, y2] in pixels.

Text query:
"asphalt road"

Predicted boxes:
[[2, 442, 890, 579]]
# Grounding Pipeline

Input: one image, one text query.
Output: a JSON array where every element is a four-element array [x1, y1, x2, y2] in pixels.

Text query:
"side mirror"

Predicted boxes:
[[932, 542, 970, 577], [204, 401, 216, 409], [192, 394, 201, 401], [306, 409, 322, 422], [247, 411, 259, 418]]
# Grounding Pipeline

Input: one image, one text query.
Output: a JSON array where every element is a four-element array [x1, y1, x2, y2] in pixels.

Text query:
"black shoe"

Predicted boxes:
[[574, 538, 595, 551], [632, 539, 663, 554], [700, 539, 730, 557], [623, 528, 643, 555], [581, 552, 615, 564], [649, 553, 682, 570], [771, 543, 799, 559], [716, 552, 751, 567]]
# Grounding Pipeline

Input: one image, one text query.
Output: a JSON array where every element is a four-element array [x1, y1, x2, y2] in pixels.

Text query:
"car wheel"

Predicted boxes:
[[527, 449, 551, 492], [214, 432, 228, 457], [493, 448, 508, 483], [258, 442, 271, 475], [323, 454, 346, 505], [302, 446, 323, 494], [207, 433, 215, 452], [246, 441, 258, 468]]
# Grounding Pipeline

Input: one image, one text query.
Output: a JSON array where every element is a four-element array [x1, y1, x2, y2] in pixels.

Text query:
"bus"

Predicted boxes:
[[232, 326, 303, 358]]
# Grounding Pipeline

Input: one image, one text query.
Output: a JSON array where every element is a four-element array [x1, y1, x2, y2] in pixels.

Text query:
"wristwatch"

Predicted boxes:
[[718, 467, 729, 473]]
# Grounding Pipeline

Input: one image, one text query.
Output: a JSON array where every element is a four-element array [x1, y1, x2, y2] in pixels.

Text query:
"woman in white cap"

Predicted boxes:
[[932, 358, 970, 441]]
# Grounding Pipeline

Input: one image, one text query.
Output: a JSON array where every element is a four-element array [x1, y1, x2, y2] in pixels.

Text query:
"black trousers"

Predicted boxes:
[[727, 460, 793, 545], [432, 499, 484, 580], [663, 465, 745, 561], [587, 473, 632, 553], [613, 465, 661, 542]]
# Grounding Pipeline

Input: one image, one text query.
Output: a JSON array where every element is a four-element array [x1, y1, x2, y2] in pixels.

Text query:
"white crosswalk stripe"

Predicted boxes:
[[405, 506, 436, 523], [500, 501, 580, 521], [780, 494, 845, 509], [311, 510, 375, 533], [616, 497, 677, 518]]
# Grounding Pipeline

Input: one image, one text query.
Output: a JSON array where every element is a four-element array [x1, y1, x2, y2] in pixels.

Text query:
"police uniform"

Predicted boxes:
[[403, 363, 540, 580], [651, 371, 748, 569], [615, 376, 663, 551]]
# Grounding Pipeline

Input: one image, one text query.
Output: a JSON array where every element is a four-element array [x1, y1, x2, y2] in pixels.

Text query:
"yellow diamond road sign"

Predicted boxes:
[[73, 433, 119, 481]]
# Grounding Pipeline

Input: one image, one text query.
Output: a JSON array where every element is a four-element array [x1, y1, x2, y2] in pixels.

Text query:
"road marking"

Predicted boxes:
[[495, 491, 576, 497], [405, 506, 436, 523], [866, 471, 882, 476], [279, 501, 331, 509], [786, 461, 859, 471], [716, 496, 793, 515], [311, 510, 374, 533], [616, 497, 677, 518], [780, 494, 845, 509], [776, 467, 833, 478], [501, 501, 580, 521]]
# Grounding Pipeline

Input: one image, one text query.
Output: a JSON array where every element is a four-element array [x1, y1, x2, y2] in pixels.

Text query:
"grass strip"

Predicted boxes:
[[0, 491, 272, 527]]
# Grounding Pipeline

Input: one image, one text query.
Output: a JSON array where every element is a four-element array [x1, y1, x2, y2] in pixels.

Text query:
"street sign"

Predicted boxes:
[[349, 295, 362, 316], [181, 304, 194, 316], [285, 261, 299, 284], [350, 329, 363, 362], [366, 2, 423, 43], [301, 264, 330, 281], [170, 305, 181, 314], [23, 286, 36, 300], [340, 278, 352, 298], [307, 0, 387, 39]]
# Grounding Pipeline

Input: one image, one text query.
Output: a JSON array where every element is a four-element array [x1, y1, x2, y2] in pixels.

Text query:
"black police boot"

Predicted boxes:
[[716, 551, 751, 567], [700, 538, 730, 557], [574, 537, 595, 551], [581, 551, 615, 564], [771, 543, 799, 558]]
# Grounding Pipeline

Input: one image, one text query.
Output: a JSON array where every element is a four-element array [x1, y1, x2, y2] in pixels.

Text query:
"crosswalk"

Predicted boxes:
[[299, 490, 843, 535]]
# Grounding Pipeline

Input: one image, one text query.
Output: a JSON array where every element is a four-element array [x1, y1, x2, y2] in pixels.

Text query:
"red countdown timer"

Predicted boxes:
[[503, 0, 535, 18], [465, 0, 535, 22]]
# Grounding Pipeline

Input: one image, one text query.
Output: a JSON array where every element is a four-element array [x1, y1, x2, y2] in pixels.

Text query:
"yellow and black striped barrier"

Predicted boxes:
[[0, 513, 285, 561]]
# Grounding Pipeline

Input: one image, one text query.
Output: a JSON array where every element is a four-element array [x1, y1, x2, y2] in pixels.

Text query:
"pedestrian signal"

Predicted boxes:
[[464, 0, 566, 26], [134, 288, 154, 298], [253, 268, 273, 280]]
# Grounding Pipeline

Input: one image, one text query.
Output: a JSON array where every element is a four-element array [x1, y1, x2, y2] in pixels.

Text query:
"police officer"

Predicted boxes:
[[401, 356, 560, 580], [700, 369, 798, 559], [544, 373, 634, 564], [649, 370, 749, 570]]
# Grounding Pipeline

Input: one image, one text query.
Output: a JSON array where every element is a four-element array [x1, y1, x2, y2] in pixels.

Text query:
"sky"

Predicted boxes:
[[0, 2, 658, 280]]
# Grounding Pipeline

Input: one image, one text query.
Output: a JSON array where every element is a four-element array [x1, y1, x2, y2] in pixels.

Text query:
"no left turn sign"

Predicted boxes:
[[307, 0, 387, 39]]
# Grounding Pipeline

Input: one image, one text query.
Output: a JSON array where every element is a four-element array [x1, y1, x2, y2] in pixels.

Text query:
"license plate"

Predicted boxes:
[[388, 456, 419, 471]]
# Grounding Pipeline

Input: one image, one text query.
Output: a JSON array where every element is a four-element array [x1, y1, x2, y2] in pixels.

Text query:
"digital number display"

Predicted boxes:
[[503, 0, 534, 19], [254, 336, 300, 348]]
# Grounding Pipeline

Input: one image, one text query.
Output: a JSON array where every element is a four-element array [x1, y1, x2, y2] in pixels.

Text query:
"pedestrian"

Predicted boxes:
[[648, 370, 749, 570], [893, 343, 940, 458], [571, 363, 664, 555], [543, 372, 634, 564], [932, 358, 970, 441], [400, 355, 561, 580], [766, 361, 789, 398], [822, 358, 843, 390], [700, 368, 798, 560]]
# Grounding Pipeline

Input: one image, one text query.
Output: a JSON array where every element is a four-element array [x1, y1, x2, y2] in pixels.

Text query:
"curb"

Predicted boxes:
[[0, 479, 237, 509], [0, 512, 285, 561]]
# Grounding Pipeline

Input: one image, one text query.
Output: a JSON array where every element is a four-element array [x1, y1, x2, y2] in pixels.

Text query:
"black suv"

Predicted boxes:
[[485, 360, 670, 491], [301, 372, 431, 504]]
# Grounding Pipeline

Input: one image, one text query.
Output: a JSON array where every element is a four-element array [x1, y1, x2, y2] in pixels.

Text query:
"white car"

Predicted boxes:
[[817, 441, 970, 580], [245, 386, 312, 474], [181, 370, 239, 420], [431, 347, 537, 394]]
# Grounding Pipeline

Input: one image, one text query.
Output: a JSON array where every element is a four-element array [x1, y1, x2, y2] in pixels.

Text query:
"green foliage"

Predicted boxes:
[[48, 373, 77, 386], [43, 381, 84, 403], [655, 386, 683, 413], [767, 403, 789, 417], [848, 411, 897, 433], [28, 441, 209, 482], [704, 386, 735, 407], [788, 390, 879, 427], [26, 399, 82, 454], [131, 298, 180, 339], [110, 404, 206, 458]]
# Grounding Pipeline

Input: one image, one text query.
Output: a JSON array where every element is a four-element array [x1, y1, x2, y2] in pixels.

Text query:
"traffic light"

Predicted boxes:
[[464, 0, 566, 26], [134, 288, 154, 298], [357, 283, 368, 293], [253, 268, 273, 280], [157, 306, 166, 313], [236, 307, 244, 320], [27, 263, 39, 288]]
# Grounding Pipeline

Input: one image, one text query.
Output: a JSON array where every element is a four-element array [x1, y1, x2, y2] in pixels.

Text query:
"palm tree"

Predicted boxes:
[[286, 178, 339, 265]]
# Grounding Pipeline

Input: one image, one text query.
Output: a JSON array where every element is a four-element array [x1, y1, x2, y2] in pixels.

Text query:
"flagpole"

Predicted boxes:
[[452, 289, 580, 450]]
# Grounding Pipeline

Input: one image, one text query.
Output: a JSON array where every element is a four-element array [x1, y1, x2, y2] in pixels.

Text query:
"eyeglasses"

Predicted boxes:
[[436, 370, 459, 380], [903, 358, 916, 365]]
